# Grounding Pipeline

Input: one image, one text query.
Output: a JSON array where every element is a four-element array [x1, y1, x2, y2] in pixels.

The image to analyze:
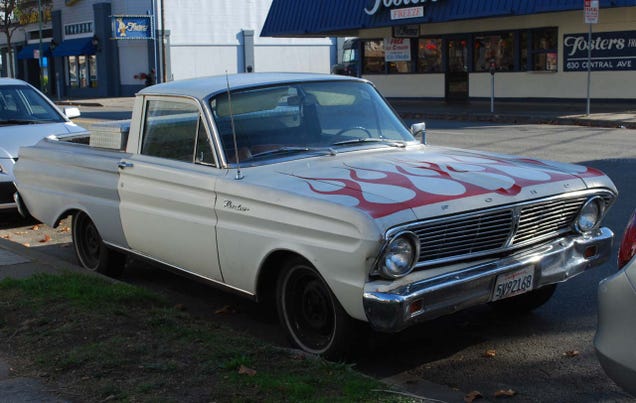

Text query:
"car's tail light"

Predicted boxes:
[[618, 209, 636, 270]]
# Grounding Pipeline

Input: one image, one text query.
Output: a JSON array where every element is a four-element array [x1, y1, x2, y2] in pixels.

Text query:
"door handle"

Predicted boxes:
[[118, 161, 134, 169]]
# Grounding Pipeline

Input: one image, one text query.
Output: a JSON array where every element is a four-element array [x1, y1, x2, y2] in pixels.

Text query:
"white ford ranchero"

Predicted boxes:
[[14, 73, 617, 359]]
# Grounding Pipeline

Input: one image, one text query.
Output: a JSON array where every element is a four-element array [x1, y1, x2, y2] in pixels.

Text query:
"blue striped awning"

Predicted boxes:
[[262, 0, 635, 37], [52, 37, 96, 57], [17, 43, 51, 60]]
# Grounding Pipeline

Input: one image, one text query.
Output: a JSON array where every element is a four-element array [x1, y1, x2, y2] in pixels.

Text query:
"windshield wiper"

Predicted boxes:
[[331, 138, 405, 148], [247, 146, 337, 159]]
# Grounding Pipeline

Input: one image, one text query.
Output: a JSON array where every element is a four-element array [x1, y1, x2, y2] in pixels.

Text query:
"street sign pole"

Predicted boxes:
[[586, 23, 592, 115], [584, 0, 599, 116]]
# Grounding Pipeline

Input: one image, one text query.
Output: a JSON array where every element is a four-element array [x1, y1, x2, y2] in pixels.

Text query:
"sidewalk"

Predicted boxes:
[[57, 96, 636, 129]]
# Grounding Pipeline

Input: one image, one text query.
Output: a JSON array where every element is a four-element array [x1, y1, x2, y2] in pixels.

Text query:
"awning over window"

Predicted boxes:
[[52, 37, 96, 57], [17, 43, 51, 60], [261, 0, 634, 37]]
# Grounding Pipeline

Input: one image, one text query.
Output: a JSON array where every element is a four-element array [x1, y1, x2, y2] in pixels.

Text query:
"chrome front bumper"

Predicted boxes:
[[363, 227, 614, 332]]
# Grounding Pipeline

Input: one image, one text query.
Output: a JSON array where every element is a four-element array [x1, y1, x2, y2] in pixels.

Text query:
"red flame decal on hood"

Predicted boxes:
[[296, 154, 600, 218]]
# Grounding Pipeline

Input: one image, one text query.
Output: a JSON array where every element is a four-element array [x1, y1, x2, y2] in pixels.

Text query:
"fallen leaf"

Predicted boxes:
[[238, 365, 256, 376], [483, 349, 497, 358], [215, 305, 235, 315], [465, 391, 483, 402], [14, 231, 28, 235], [495, 389, 517, 398], [22, 243, 30, 247], [1, 234, 10, 239], [39, 234, 52, 243], [563, 350, 580, 357], [58, 226, 71, 233], [31, 224, 40, 231]]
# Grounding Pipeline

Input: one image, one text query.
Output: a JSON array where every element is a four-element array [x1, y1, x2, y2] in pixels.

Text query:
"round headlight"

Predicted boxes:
[[379, 232, 419, 279], [576, 196, 603, 233]]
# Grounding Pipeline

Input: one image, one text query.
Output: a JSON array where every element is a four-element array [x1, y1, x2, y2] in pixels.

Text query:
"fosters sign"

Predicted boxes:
[[112, 16, 153, 40], [564, 30, 636, 71]]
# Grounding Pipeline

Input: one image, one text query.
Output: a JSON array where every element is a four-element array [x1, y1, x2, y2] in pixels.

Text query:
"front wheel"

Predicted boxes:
[[276, 257, 355, 360], [72, 212, 125, 277]]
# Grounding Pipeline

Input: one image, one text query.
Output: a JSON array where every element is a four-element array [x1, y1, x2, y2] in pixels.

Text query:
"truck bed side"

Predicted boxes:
[[14, 139, 132, 249]]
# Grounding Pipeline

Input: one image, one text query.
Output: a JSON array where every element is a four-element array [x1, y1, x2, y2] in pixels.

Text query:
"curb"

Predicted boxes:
[[56, 100, 104, 107], [399, 111, 636, 129]]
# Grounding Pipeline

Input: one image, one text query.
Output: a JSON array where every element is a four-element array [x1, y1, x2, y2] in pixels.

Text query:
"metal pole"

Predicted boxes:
[[490, 73, 494, 113], [161, 0, 167, 82], [586, 23, 592, 115], [150, 0, 158, 83], [38, 0, 44, 91]]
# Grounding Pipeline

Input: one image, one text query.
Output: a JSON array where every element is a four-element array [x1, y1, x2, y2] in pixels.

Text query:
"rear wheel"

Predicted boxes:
[[72, 212, 125, 277], [276, 257, 355, 360], [491, 283, 557, 313]]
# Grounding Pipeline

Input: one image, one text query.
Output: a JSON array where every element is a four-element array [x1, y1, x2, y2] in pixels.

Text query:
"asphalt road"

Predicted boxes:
[[3, 119, 635, 402]]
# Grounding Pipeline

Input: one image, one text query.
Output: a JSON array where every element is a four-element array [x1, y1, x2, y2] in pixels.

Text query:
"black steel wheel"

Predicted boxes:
[[276, 257, 354, 360], [72, 212, 125, 277], [490, 283, 558, 314]]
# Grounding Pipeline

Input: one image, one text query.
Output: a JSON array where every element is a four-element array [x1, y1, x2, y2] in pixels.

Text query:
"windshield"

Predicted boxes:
[[0, 85, 65, 125], [210, 80, 414, 164]]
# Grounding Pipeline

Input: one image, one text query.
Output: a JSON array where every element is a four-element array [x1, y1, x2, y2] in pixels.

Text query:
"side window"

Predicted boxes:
[[195, 118, 215, 166], [141, 99, 199, 162]]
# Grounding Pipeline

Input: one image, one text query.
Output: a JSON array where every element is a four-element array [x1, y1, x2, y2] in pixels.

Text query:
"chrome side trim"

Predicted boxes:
[[103, 241, 256, 299]]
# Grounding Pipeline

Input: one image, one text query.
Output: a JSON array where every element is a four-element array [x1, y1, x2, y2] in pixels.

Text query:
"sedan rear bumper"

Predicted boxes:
[[364, 227, 613, 332], [595, 263, 636, 396]]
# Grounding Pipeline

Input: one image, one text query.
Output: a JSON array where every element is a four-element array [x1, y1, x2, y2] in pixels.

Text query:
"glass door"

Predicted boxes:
[[445, 37, 469, 101]]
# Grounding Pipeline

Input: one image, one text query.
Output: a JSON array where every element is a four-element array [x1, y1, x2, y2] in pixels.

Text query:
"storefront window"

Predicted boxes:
[[362, 40, 385, 74], [521, 28, 558, 71], [67, 57, 78, 88], [417, 38, 442, 73], [66, 55, 98, 88], [474, 33, 514, 72], [89, 55, 98, 87]]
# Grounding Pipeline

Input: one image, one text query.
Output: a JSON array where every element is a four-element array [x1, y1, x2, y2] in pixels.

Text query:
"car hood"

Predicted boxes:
[[0, 122, 86, 159], [249, 145, 613, 222]]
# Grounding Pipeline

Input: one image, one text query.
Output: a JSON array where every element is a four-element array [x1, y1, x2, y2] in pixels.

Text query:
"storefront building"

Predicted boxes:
[[262, 0, 636, 101], [1, 0, 335, 98]]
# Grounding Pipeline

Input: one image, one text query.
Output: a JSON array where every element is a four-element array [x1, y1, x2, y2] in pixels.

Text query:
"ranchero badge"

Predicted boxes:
[[223, 200, 250, 212]]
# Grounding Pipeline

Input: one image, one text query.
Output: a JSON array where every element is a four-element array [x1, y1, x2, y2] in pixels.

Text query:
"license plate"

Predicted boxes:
[[492, 266, 534, 301]]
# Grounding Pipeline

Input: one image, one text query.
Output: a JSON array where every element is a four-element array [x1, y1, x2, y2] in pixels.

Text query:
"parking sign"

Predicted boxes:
[[585, 0, 599, 24]]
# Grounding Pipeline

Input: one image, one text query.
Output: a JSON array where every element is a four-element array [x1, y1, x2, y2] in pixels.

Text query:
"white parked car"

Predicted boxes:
[[14, 73, 617, 359], [0, 78, 84, 211], [595, 209, 636, 395]]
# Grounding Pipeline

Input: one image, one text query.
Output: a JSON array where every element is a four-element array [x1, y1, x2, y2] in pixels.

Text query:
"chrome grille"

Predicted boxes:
[[512, 197, 587, 245], [413, 210, 513, 262], [399, 191, 615, 268]]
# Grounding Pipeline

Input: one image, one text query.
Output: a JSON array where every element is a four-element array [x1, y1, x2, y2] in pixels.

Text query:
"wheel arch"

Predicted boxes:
[[255, 249, 309, 309]]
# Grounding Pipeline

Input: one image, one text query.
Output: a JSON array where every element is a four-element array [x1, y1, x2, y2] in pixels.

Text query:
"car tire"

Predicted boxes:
[[72, 212, 125, 277], [276, 257, 355, 360], [490, 283, 557, 313]]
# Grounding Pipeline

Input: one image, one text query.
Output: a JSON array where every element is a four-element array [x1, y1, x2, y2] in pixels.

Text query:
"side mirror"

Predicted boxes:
[[63, 106, 81, 119], [410, 122, 426, 144]]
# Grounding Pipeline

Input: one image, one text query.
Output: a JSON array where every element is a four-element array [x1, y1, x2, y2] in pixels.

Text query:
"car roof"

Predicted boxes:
[[0, 78, 31, 86], [137, 72, 367, 101]]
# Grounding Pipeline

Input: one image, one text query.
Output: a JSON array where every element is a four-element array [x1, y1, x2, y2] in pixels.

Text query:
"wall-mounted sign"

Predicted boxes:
[[364, 0, 439, 16], [112, 16, 153, 40], [384, 38, 411, 62], [564, 30, 636, 71], [64, 21, 93, 36], [393, 25, 420, 38]]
